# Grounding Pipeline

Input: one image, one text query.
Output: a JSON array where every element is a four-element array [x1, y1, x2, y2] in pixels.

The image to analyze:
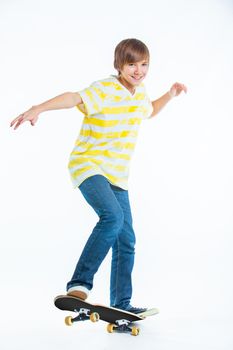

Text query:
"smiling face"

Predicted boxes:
[[118, 59, 149, 92], [114, 39, 150, 94]]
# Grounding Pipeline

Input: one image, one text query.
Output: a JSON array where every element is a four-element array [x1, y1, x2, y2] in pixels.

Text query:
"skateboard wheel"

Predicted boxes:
[[107, 324, 115, 333], [131, 326, 140, 336], [65, 316, 73, 326], [90, 312, 100, 323]]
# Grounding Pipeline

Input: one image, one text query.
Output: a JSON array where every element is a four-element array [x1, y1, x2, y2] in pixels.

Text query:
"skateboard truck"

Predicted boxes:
[[65, 308, 100, 325], [107, 319, 140, 336]]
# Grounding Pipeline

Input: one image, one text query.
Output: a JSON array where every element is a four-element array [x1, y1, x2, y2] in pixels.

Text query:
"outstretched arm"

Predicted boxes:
[[150, 82, 187, 118], [10, 92, 82, 130]]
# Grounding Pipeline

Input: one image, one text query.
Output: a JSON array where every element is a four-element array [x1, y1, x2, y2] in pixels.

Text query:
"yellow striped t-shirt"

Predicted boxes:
[[68, 75, 153, 190]]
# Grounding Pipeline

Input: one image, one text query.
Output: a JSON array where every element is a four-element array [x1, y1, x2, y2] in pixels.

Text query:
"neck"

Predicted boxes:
[[117, 75, 135, 95]]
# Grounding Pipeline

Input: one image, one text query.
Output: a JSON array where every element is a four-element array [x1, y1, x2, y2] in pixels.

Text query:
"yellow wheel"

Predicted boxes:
[[107, 323, 115, 333], [90, 312, 100, 323], [131, 326, 140, 336], [65, 316, 73, 326]]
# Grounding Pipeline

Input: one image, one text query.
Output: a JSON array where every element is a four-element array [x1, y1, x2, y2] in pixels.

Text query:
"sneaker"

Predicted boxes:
[[67, 285, 89, 300], [125, 305, 147, 314], [113, 304, 147, 314]]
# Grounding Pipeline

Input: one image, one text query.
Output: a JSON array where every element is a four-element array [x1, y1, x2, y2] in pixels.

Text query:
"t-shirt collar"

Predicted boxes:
[[110, 74, 139, 98]]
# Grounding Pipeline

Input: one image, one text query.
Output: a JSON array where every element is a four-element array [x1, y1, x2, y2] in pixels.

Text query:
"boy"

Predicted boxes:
[[10, 38, 187, 313]]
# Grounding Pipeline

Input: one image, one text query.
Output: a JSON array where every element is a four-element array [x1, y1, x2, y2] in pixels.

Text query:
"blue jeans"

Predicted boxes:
[[66, 175, 136, 309]]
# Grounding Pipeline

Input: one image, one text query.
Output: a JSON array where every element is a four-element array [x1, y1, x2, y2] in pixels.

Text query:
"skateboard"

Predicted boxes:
[[54, 295, 159, 336]]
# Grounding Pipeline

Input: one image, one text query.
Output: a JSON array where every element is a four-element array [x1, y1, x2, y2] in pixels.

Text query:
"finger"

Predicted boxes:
[[10, 116, 19, 126], [10, 119, 20, 129], [11, 113, 24, 126], [10, 117, 19, 127], [13, 121, 21, 130], [180, 84, 187, 92], [177, 84, 186, 94], [14, 118, 24, 130]]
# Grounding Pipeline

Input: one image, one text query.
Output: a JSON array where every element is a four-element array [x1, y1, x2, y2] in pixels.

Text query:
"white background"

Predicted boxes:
[[1, 0, 233, 349]]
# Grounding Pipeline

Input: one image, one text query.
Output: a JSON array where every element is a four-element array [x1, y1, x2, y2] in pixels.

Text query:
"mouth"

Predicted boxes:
[[131, 76, 143, 81]]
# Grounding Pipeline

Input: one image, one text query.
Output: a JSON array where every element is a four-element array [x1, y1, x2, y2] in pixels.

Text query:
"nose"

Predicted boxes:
[[134, 64, 144, 76], [134, 65, 142, 75]]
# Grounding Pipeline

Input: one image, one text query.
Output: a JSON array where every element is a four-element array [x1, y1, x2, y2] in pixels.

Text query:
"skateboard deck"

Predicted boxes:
[[54, 295, 159, 336]]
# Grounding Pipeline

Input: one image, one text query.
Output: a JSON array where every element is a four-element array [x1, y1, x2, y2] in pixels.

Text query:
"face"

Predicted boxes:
[[118, 59, 149, 91]]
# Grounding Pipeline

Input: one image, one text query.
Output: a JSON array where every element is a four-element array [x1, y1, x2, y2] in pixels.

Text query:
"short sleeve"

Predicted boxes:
[[142, 91, 153, 120], [76, 81, 103, 117]]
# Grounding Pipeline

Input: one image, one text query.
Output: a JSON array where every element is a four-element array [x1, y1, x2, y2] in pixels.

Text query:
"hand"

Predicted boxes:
[[10, 106, 40, 130], [169, 82, 187, 98]]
